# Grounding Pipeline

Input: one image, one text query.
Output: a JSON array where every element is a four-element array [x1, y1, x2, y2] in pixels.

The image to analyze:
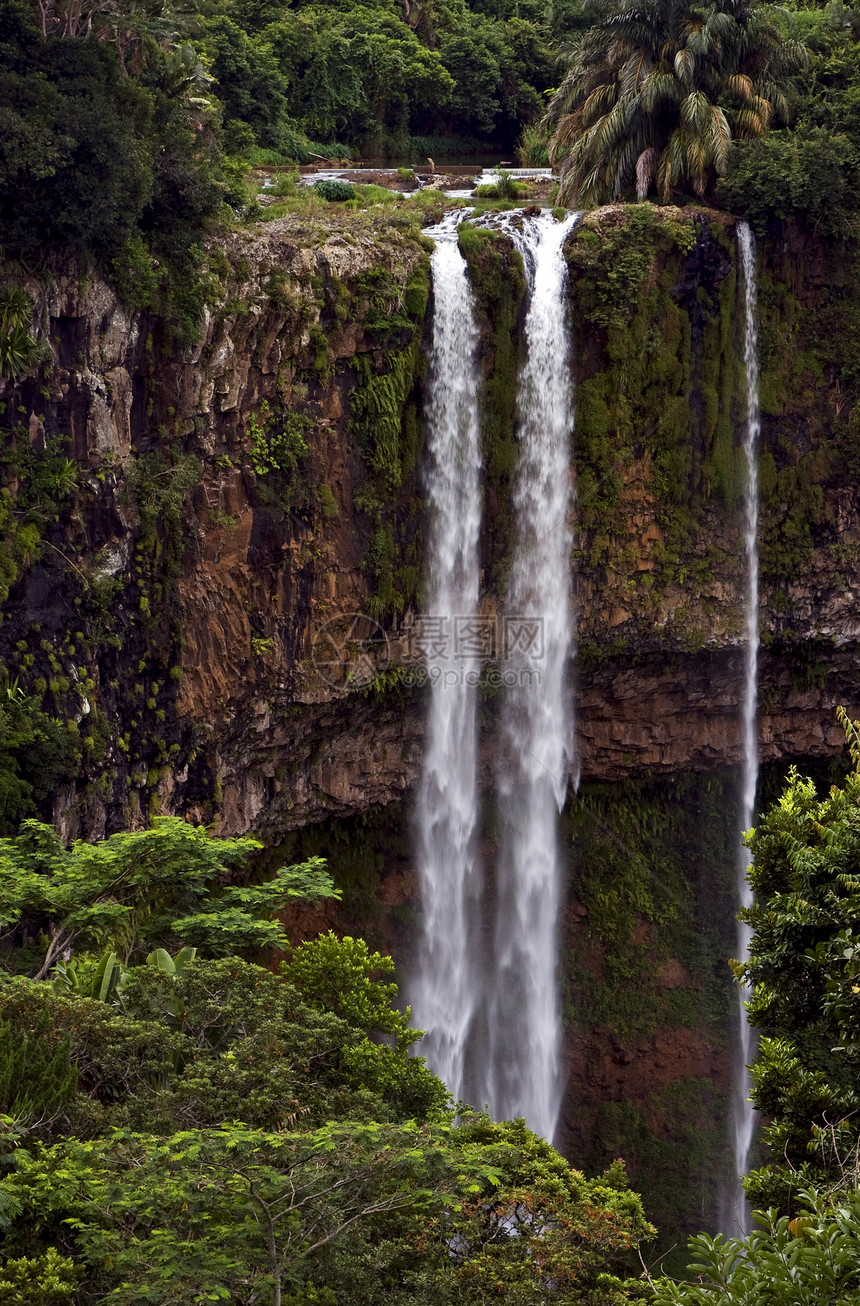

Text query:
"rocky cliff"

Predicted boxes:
[[2, 199, 859, 1250], [3, 204, 857, 836]]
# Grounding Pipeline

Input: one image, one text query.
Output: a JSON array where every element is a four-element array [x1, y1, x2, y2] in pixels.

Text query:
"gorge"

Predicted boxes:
[[2, 200, 860, 1252]]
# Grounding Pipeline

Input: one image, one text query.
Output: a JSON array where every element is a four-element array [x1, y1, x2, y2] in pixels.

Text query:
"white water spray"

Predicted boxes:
[[483, 212, 578, 1140], [411, 215, 483, 1102], [729, 220, 760, 1232]]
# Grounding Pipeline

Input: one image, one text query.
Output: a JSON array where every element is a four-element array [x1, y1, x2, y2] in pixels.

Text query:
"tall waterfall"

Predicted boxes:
[[411, 215, 483, 1101], [730, 220, 760, 1231], [484, 212, 578, 1140]]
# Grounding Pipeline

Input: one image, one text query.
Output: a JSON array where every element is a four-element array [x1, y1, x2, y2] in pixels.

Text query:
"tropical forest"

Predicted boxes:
[[1, 0, 860, 1296]]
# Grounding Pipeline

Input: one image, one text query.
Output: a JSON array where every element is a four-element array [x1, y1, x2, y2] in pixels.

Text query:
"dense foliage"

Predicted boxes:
[[0, 0, 233, 308], [0, 822, 655, 1302], [734, 712, 860, 1212], [0, 0, 560, 277], [717, 9, 860, 234], [0, 816, 336, 979], [653, 1190, 860, 1303]]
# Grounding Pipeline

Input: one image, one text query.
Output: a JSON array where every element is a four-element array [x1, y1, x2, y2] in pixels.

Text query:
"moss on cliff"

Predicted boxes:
[[567, 208, 745, 603], [560, 767, 740, 1260], [346, 257, 430, 618], [753, 237, 860, 587]]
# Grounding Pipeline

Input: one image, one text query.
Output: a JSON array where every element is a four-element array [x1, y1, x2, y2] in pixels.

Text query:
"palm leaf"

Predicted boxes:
[[725, 72, 753, 100], [707, 104, 732, 172], [640, 70, 682, 111], [674, 46, 695, 85], [619, 51, 652, 95], [581, 81, 620, 126], [681, 89, 712, 133], [733, 106, 764, 135]]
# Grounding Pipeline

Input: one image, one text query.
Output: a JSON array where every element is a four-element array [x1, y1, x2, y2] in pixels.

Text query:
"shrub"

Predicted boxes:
[[313, 179, 357, 201]]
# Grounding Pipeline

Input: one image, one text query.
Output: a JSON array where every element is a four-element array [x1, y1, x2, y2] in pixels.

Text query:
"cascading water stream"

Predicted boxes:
[[729, 219, 760, 1233], [411, 213, 483, 1102], [483, 212, 578, 1140]]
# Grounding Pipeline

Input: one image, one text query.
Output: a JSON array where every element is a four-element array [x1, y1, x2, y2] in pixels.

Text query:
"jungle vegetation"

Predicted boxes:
[[0, 817, 656, 1303], [9, 730, 860, 1299], [653, 713, 860, 1302], [0, 0, 858, 319]]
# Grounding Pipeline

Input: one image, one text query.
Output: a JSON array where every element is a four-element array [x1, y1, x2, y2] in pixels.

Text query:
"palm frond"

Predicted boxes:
[[725, 72, 753, 99], [707, 104, 732, 172], [619, 51, 652, 96], [733, 106, 764, 135], [674, 46, 695, 85], [640, 70, 683, 111], [680, 89, 712, 133], [581, 81, 620, 126], [749, 94, 773, 128]]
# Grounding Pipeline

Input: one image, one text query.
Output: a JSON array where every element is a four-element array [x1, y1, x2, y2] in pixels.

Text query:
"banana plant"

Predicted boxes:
[[144, 947, 198, 1035], [53, 949, 123, 1003], [53, 946, 197, 1008], [145, 946, 197, 977]]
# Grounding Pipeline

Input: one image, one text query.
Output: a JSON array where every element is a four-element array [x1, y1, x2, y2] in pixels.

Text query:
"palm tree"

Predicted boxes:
[[547, 0, 807, 206]]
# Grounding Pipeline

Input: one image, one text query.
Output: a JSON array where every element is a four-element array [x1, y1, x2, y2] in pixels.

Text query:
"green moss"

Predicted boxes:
[[561, 766, 741, 1256], [403, 263, 431, 320], [350, 346, 419, 494], [317, 483, 339, 523], [565, 208, 751, 617], [566, 205, 660, 330], [751, 242, 860, 586], [342, 252, 430, 619]]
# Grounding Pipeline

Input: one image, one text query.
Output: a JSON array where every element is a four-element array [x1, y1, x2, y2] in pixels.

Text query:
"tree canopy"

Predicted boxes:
[[735, 714, 860, 1211], [0, 818, 656, 1301], [0, 816, 336, 979]]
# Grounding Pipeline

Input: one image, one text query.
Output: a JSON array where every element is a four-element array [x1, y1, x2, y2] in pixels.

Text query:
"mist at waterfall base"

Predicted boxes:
[[411, 211, 577, 1144], [720, 220, 761, 1237]]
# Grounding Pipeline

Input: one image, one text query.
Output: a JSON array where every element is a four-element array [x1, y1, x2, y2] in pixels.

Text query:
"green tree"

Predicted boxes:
[[0, 817, 336, 979], [0, 1247, 79, 1304], [717, 125, 859, 237], [547, 0, 807, 205], [262, 7, 454, 150], [1, 946, 442, 1135], [653, 1189, 860, 1304], [287, 932, 449, 1120], [716, 17, 860, 233], [3, 1116, 652, 1304], [734, 711, 860, 1210]]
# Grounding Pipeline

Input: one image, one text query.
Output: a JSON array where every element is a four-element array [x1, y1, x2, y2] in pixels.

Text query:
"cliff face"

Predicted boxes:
[[2, 201, 859, 1249], [2, 205, 857, 835], [2, 214, 431, 838]]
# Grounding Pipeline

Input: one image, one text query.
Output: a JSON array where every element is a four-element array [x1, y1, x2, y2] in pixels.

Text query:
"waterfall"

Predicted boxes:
[[730, 220, 760, 1231], [483, 212, 578, 1140], [411, 214, 483, 1101]]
